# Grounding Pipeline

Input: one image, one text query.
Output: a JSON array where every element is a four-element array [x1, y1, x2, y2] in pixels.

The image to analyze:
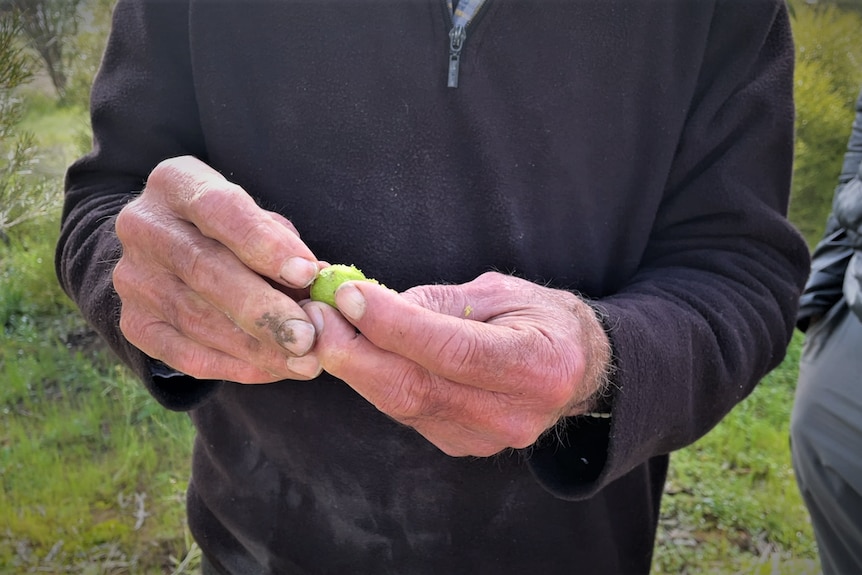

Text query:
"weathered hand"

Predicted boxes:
[[113, 156, 323, 382], [304, 272, 612, 457]]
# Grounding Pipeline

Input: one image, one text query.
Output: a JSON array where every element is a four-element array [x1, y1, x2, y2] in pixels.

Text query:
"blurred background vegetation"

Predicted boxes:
[[791, 0, 862, 245], [1, 0, 861, 572]]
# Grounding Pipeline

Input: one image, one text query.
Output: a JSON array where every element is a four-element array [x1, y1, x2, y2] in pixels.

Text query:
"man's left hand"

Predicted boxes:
[[303, 272, 612, 457]]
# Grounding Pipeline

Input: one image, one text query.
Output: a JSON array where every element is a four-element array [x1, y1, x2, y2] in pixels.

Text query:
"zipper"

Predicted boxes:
[[447, 26, 467, 88], [443, 0, 490, 88]]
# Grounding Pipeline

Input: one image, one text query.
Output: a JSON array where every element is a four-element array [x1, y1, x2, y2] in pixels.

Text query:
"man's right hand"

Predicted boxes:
[[113, 155, 323, 383]]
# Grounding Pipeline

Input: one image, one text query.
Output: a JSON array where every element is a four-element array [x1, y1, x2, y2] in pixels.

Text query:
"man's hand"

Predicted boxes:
[[303, 272, 612, 457], [113, 156, 323, 383]]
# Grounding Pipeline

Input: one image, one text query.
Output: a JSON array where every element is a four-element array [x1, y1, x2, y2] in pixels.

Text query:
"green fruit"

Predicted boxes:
[[309, 264, 378, 308]]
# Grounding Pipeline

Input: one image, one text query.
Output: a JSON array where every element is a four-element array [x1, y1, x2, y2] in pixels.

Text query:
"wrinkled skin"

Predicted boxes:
[[304, 274, 611, 456], [113, 155, 611, 457], [113, 156, 323, 382]]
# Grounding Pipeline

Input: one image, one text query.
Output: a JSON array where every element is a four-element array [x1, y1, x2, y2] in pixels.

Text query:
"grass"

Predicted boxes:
[[0, 220, 199, 573], [653, 335, 820, 574], [18, 88, 91, 177], [0, 86, 822, 574]]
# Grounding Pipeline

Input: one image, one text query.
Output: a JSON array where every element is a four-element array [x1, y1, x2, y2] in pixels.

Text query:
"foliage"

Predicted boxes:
[[789, 1, 862, 246], [801, 0, 862, 17], [0, 0, 84, 101], [654, 333, 819, 574], [5, 0, 862, 570], [63, 0, 113, 111], [0, 10, 60, 240], [19, 89, 88, 175], [0, 221, 200, 573], [0, 97, 823, 573]]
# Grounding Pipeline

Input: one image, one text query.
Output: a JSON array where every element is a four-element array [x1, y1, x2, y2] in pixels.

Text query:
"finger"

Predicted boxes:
[[306, 300, 456, 417], [306, 302, 551, 455], [406, 419, 534, 457], [119, 301, 279, 383], [333, 281, 559, 397], [145, 156, 320, 288], [114, 260, 322, 380], [123, 311, 322, 383], [119, 208, 316, 358]]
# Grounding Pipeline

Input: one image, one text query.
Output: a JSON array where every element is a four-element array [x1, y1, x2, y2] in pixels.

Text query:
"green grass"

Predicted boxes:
[[0, 221, 199, 573], [18, 89, 90, 177], [0, 218, 821, 573], [653, 334, 820, 574], [1, 86, 822, 574]]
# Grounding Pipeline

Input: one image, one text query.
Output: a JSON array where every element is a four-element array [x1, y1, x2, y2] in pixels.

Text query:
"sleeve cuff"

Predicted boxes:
[[143, 357, 224, 411], [526, 416, 612, 500]]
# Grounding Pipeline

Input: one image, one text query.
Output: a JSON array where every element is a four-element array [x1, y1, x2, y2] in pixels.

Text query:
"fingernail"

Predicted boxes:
[[336, 283, 366, 321], [287, 354, 322, 379], [305, 304, 324, 334], [280, 257, 318, 288], [275, 319, 315, 356]]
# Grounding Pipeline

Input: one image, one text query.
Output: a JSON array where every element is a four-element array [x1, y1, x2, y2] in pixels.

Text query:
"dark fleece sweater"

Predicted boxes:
[[57, 0, 810, 573]]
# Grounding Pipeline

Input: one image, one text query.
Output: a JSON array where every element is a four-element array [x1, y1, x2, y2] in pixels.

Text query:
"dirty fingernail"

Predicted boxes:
[[280, 257, 318, 288], [287, 354, 322, 379], [336, 283, 366, 321], [276, 319, 315, 356]]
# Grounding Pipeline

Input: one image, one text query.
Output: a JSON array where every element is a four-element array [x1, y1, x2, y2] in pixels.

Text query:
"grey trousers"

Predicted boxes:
[[791, 301, 862, 575]]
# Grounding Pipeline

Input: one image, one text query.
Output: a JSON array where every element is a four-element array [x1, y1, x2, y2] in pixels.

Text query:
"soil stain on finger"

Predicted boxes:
[[256, 312, 311, 353]]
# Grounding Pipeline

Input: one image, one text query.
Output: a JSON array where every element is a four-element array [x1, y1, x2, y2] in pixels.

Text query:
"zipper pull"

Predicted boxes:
[[447, 25, 466, 88]]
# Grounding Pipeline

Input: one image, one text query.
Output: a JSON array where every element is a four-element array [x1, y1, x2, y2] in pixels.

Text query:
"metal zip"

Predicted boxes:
[[447, 25, 467, 88], [443, 0, 490, 88]]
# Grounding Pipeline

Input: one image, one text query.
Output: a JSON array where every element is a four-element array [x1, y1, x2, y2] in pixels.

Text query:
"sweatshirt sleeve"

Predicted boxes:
[[528, 0, 810, 497], [55, 0, 222, 410]]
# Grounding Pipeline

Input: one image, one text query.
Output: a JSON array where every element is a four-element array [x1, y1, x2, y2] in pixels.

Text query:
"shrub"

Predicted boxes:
[[789, 1, 862, 246], [0, 11, 60, 240]]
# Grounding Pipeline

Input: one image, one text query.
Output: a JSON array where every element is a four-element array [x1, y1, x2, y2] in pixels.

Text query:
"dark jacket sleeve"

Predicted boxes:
[[796, 88, 862, 331], [529, 0, 810, 497], [55, 0, 222, 410]]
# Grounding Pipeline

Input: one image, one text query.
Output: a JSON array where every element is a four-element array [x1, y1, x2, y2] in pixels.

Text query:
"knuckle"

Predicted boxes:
[[237, 219, 282, 267], [111, 259, 132, 296], [377, 367, 432, 422], [174, 299, 219, 340], [473, 397, 548, 451], [506, 424, 542, 450], [403, 284, 458, 310], [114, 205, 135, 241], [505, 334, 574, 408], [187, 178, 230, 212], [187, 179, 248, 231], [117, 307, 141, 343], [487, 411, 536, 450], [176, 237, 218, 284], [379, 389, 421, 423], [115, 198, 157, 247], [434, 326, 490, 377], [119, 312, 162, 360], [235, 292, 269, 333], [543, 374, 577, 410], [173, 346, 209, 378], [146, 157, 187, 193]]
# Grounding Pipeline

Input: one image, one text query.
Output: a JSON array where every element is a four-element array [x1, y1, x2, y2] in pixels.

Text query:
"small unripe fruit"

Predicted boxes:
[[309, 264, 378, 308]]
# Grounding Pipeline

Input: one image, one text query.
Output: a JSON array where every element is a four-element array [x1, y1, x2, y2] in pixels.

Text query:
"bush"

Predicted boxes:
[[789, 1, 862, 246], [0, 11, 60, 240], [63, 0, 114, 112]]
